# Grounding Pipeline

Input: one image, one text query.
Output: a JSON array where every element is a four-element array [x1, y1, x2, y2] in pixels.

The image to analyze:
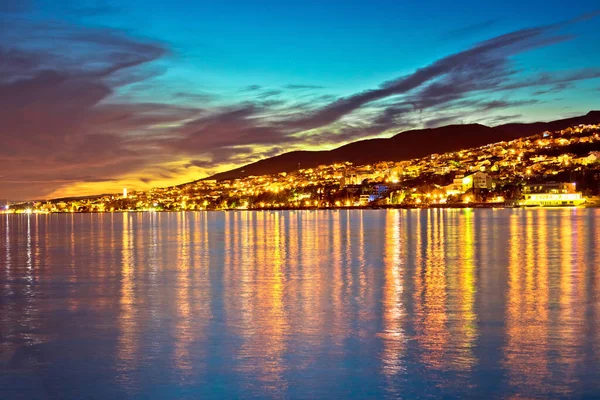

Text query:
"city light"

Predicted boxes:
[[5, 123, 599, 213]]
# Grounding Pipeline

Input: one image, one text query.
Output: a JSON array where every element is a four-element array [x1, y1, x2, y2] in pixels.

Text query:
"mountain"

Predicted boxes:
[[207, 111, 600, 181]]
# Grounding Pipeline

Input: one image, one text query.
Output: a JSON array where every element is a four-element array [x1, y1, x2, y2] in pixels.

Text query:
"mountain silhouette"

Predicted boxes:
[[207, 111, 600, 181]]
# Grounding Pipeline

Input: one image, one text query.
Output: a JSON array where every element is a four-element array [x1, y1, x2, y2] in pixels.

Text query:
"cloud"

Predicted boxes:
[[424, 115, 462, 129], [1, 9, 599, 199], [167, 104, 294, 152], [532, 82, 575, 96], [501, 68, 600, 91], [486, 114, 523, 125], [284, 84, 325, 90], [477, 99, 539, 111], [172, 91, 215, 103], [243, 84, 262, 91], [277, 23, 576, 132], [444, 20, 498, 39], [257, 89, 283, 98], [0, 14, 171, 199]]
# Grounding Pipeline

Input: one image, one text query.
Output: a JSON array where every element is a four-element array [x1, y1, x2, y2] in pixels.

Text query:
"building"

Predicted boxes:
[[444, 172, 493, 195], [575, 152, 600, 165], [342, 172, 368, 186], [359, 194, 371, 206], [522, 182, 576, 194], [463, 171, 494, 191], [371, 184, 389, 198], [445, 174, 465, 195], [520, 182, 585, 206]]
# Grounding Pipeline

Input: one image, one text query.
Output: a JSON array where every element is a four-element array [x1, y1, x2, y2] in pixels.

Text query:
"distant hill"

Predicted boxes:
[[207, 111, 600, 181]]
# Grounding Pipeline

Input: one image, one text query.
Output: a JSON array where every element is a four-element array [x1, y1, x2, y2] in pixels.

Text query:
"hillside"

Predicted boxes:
[[207, 111, 600, 181]]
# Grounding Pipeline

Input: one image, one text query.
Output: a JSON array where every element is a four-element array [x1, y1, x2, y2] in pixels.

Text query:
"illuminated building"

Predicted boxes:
[[523, 182, 577, 194], [359, 194, 371, 205], [123, 188, 128, 198], [520, 182, 585, 206], [445, 175, 465, 195], [520, 193, 585, 207], [462, 172, 494, 191]]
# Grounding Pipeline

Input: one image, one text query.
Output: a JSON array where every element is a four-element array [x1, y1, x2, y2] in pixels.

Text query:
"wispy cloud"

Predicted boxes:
[[284, 84, 325, 90], [532, 82, 575, 96], [444, 19, 498, 39], [1, 8, 599, 199]]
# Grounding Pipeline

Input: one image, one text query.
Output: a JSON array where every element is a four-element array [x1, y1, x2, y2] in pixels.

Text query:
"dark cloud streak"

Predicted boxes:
[[444, 19, 497, 39]]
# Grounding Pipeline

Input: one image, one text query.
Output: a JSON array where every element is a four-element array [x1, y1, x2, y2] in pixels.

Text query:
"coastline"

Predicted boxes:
[[3, 203, 598, 214]]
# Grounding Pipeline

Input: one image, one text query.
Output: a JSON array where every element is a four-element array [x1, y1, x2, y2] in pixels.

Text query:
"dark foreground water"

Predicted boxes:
[[1, 209, 600, 399]]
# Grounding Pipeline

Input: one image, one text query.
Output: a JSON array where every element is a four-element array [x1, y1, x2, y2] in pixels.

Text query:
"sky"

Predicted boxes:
[[1, 0, 599, 200]]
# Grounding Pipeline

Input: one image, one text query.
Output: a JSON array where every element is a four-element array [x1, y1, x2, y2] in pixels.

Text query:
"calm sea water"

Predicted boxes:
[[1, 209, 599, 399]]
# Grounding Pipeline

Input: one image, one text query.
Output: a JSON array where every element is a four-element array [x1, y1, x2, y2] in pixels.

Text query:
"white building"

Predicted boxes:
[[520, 182, 585, 207], [445, 172, 493, 195], [359, 194, 371, 206], [463, 172, 494, 191]]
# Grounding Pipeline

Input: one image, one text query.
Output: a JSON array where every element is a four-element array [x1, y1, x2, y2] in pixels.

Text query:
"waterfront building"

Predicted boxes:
[[523, 182, 577, 194], [359, 194, 371, 206], [520, 182, 585, 206]]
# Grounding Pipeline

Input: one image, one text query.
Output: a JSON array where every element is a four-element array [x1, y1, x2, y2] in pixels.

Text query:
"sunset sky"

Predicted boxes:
[[1, 0, 600, 200]]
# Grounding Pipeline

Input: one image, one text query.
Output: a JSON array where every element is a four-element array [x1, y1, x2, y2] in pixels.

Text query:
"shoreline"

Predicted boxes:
[[3, 203, 598, 214]]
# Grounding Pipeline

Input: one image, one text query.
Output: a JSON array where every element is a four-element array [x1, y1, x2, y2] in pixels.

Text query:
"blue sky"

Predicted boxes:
[[89, 1, 600, 91], [1, 0, 599, 199]]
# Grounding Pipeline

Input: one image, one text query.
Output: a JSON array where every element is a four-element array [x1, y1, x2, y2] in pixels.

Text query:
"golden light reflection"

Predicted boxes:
[[356, 211, 373, 340], [1, 215, 14, 362], [451, 209, 477, 371], [1, 209, 598, 398], [173, 212, 193, 373], [233, 211, 290, 397], [4, 214, 11, 276], [343, 210, 354, 303], [191, 212, 212, 372], [117, 212, 138, 384], [553, 210, 584, 395], [414, 210, 450, 370], [300, 211, 324, 346], [25, 214, 32, 281], [504, 210, 550, 393], [380, 210, 406, 385], [67, 214, 78, 312], [329, 211, 348, 348]]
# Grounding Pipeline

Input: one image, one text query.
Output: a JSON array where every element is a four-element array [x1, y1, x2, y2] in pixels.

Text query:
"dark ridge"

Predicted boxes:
[[206, 111, 600, 181]]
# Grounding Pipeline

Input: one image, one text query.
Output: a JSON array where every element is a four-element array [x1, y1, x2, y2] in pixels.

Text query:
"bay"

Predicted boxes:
[[1, 209, 599, 399]]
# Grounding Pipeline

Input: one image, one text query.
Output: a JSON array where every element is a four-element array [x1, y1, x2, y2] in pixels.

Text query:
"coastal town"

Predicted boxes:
[[4, 123, 600, 214]]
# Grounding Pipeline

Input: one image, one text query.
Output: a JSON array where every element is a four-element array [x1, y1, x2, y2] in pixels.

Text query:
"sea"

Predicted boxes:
[[1, 209, 599, 399]]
